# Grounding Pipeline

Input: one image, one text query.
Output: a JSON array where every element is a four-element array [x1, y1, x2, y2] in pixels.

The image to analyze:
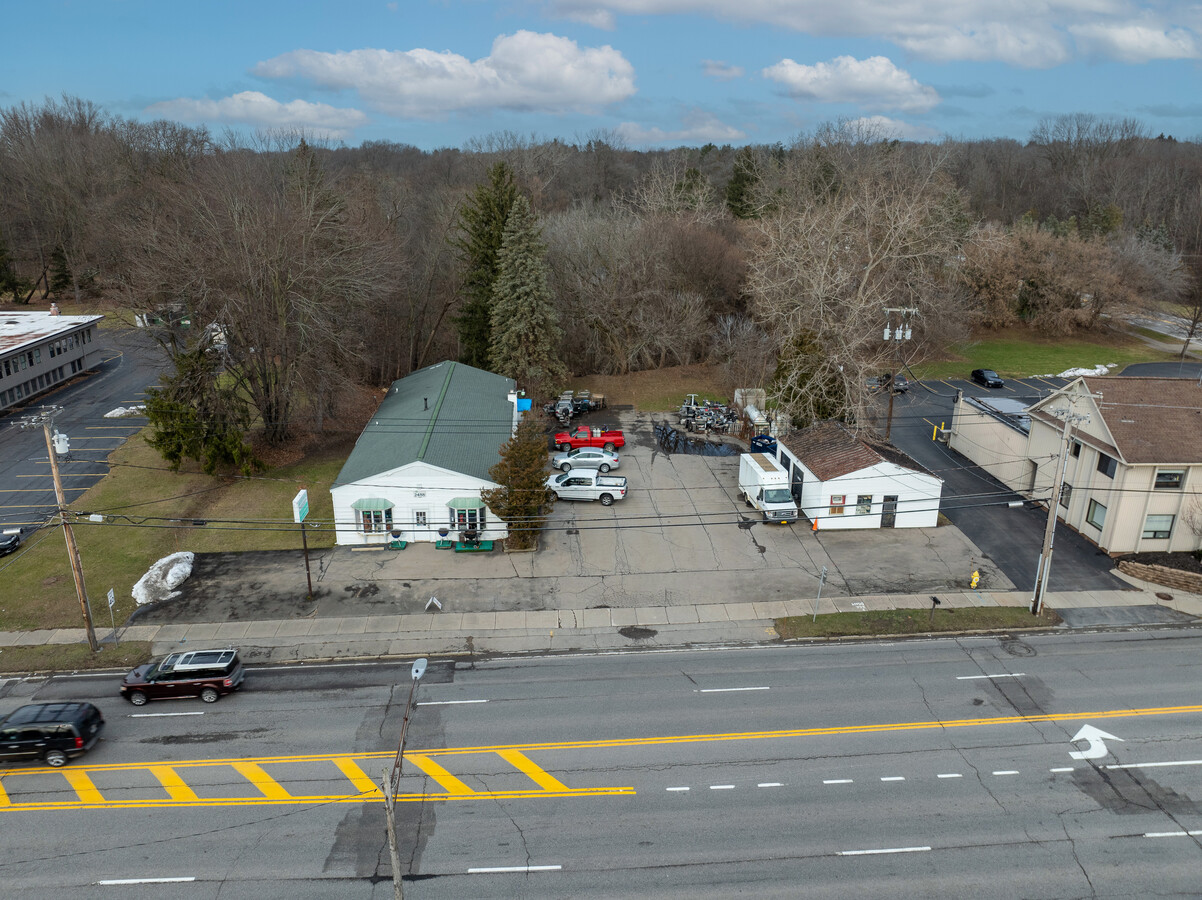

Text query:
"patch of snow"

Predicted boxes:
[[1040, 364, 1118, 378], [132, 552, 195, 606], [104, 404, 146, 418]]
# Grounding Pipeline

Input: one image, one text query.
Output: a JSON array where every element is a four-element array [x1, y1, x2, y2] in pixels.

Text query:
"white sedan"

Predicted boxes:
[[550, 446, 620, 472]]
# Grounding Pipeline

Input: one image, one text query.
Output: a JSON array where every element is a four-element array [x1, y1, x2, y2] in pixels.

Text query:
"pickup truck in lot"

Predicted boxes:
[[554, 425, 625, 452], [547, 471, 628, 506]]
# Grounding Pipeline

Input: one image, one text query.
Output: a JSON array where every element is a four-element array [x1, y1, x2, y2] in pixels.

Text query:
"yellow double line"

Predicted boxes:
[[3, 704, 1199, 813]]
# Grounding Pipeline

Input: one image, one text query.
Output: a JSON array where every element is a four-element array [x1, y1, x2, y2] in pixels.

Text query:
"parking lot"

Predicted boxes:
[[149, 406, 1014, 624]]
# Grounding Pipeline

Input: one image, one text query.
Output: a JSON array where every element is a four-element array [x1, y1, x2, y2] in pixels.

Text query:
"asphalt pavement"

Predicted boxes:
[[3, 630, 1202, 897]]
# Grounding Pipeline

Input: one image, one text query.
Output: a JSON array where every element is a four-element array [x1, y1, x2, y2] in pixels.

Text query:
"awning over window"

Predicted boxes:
[[351, 498, 394, 511], [447, 496, 485, 510]]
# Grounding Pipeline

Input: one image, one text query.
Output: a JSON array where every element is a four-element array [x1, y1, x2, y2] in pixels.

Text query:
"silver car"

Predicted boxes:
[[551, 446, 620, 473]]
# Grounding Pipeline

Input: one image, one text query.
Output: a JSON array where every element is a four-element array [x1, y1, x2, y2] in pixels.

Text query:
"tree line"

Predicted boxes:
[[1, 96, 1199, 463]]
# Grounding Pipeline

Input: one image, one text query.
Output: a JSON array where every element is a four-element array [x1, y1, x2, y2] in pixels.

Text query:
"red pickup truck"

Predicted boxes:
[[554, 426, 625, 452]]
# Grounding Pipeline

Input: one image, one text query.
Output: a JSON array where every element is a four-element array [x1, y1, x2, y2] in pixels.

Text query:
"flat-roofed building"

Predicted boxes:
[[0, 310, 104, 413]]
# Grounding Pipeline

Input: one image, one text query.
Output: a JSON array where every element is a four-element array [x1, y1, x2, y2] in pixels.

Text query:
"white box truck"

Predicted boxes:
[[739, 452, 798, 523]]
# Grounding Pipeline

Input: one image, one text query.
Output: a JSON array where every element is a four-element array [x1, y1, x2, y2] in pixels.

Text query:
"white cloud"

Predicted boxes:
[[763, 55, 940, 112], [1069, 21, 1198, 61], [702, 59, 744, 80], [254, 31, 636, 118], [616, 110, 746, 146], [548, 1, 1199, 67], [145, 91, 369, 138], [846, 114, 942, 141]]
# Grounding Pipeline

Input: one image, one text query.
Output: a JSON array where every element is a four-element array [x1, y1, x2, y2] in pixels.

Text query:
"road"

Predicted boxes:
[[2, 631, 1202, 897]]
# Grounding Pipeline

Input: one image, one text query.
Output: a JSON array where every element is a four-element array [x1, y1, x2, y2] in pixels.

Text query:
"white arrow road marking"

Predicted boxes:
[[1069, 725, 1124, 760]]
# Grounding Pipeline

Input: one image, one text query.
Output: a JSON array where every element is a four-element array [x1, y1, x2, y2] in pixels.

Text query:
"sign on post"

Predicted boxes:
[[106, 588, 118, 647], [292, 489, 309, 524]]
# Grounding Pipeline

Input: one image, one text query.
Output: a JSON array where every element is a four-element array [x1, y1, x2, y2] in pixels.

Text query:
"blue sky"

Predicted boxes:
[[3, 0, 1200, 148]]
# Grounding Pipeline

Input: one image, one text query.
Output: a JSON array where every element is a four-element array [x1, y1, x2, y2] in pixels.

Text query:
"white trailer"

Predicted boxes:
[[738, 453, 798, 523]]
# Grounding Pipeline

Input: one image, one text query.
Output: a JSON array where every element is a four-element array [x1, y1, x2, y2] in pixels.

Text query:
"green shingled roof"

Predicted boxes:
[[334, 361, 517, 486]]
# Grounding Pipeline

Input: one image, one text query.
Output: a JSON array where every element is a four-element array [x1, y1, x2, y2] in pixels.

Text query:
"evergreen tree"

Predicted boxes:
[[452, 162, 518, 370], [49, 246, 72, 296], [725, 147, 760, 219], [481, 413, 553, 551], [489, 195, 567, 395], [144, 346, 261, 475]]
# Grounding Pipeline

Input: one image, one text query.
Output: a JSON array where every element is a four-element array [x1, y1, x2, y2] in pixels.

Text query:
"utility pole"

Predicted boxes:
[[881, 307, 917, 440], [20, 406, 98, 651], [1030, 401, 1091, 616]]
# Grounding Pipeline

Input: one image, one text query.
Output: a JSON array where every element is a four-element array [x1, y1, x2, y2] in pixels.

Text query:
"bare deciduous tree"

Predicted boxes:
[[745, 131, 973, 431]]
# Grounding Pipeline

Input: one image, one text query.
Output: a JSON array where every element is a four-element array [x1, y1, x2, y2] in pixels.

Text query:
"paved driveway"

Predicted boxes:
[[880, 380, 1129, 593], [143, 407, 1013, 623]]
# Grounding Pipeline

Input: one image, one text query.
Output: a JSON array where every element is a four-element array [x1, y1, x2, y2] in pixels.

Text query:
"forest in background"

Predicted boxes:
[[1, 96, 1199, 455]]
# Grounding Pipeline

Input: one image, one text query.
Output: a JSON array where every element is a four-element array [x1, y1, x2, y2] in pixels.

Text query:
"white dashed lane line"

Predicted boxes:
[[838, 846, 931, 856], [937, 773, 962, 779], [666, 786, 690, 792], [710, 784, 735, 790], [824, 779, 853, 785], [758, 782, 783, 787], [880, 776, 905, 782], [956, 673, 1025, 680], [467, 865, 562, 874], [695, 687, 770, 693], [1145, 830, 1202, 838], [992, 770, 1020, 776]]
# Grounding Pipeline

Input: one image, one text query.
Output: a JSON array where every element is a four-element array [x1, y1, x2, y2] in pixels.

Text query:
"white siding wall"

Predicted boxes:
[[331, 461, 507, 546], [780, 447, 941, 531], [948, 400, 1032, 492]]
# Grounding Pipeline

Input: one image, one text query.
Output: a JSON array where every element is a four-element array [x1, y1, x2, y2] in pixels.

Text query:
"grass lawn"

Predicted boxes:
[[914, 329, 1177, 380], [0, 429, 349, 632], [0, 642, 152, 675], [776, 607, 1061, 639], [570, 363, 730, 412]]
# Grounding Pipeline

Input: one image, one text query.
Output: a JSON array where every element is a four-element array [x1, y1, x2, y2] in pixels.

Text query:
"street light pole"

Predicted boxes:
[[382, 658, 428, 900], [20, 406, 98, 651]]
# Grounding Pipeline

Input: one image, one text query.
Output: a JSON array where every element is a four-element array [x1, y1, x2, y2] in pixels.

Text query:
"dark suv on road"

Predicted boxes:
[[0, 702, 105, 767], [120, 648, 246, 706]]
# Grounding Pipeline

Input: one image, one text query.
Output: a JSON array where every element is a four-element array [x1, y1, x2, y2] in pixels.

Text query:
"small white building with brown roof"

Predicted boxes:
[[1022, 376, 1202, 554], [777, 421, 943, 530]]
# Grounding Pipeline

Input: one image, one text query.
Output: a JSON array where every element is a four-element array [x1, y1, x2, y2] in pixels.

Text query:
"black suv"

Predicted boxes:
[[120, 648, 246, 705], [0, 702, 105, 767]]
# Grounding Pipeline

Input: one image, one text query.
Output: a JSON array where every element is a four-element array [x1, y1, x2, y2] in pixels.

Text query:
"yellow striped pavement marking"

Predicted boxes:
[[149, 766, 200, 802], [231, 762, 292, 800], [332, 758, 382, 798], [406, 755, 476, 795], [61, 769, 104, 804], [497, 749, 569, 792]]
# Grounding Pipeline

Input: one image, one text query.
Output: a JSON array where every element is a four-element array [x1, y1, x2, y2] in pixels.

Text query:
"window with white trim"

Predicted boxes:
[[1059, 483, 1071, 509], [829, 495, 845, 515], [1096, 453, 1116, 478], [1086, 499, 1107, 530], [360, 508, 393, 533], [856, 495, 872, 516]]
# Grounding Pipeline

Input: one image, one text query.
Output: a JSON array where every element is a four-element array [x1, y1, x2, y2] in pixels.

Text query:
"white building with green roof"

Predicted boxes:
[[331, 361, 521, 546]]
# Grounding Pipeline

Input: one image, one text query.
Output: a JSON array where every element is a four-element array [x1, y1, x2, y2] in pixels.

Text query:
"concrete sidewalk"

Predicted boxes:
[[4, 577, 1199, 665]]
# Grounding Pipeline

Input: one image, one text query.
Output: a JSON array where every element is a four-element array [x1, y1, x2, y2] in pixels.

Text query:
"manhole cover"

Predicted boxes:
[[618, 626, 657, 640]]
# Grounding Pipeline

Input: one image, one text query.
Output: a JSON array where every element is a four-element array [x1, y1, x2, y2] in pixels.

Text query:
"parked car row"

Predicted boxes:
[[0, 648, 246, 768], [547, 427, 628, 506]]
